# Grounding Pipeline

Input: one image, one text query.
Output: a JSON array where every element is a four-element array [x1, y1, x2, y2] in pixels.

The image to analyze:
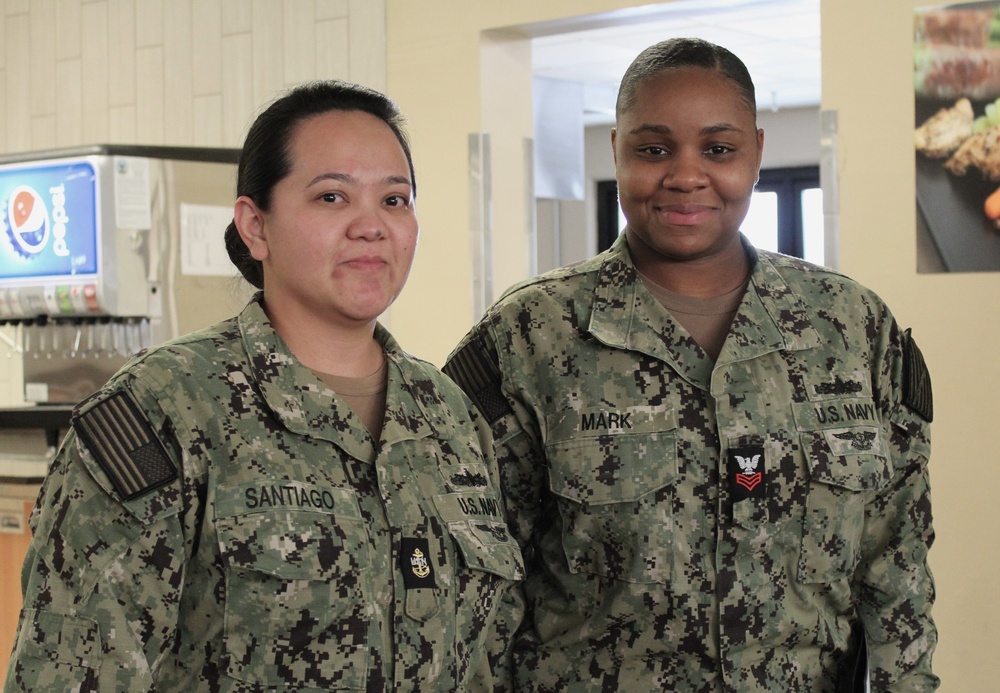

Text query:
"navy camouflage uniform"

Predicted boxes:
[[5, 294, 524, 692], [444, 234, 938, 691]]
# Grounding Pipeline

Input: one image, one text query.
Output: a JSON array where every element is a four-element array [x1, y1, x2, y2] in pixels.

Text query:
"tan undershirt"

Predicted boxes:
[[312, 355, 389, 442], [637, 270, 749, 362]]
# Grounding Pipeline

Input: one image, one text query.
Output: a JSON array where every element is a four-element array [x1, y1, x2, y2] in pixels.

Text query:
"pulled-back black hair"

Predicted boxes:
[[225, 80, 416, 289], [615, 37, 757, 122]]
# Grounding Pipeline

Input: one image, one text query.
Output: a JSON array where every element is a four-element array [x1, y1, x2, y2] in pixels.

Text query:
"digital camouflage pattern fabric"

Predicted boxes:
[[5, 295, 524, 692], [445, 234, 938, 692]]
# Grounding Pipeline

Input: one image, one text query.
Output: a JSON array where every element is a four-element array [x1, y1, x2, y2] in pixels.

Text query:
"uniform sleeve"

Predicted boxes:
[[857, 324, 939, 691], [3, 389, 187, 692], [456, 382, 527, 693], [444, 320, 548, 560]]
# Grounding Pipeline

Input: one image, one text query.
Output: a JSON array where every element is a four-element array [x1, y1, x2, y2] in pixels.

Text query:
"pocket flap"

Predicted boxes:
[[546, 432, 677, 504], [447, 519, 525, 580], [217, 508, 369, 580], [16, 609, 101, 665], [802, 430, 892, 491]]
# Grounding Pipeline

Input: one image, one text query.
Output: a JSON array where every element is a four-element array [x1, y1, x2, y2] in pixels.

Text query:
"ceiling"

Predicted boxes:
[[530, 0, 821, 124]]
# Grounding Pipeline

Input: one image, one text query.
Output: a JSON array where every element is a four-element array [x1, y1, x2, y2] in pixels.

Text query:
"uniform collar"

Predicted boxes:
[[237, 294, 439, 463], [588, 235, 820, 389]]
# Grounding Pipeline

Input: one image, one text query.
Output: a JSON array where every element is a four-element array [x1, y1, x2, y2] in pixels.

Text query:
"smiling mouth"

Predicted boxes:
[[655, 205, 714, 226]]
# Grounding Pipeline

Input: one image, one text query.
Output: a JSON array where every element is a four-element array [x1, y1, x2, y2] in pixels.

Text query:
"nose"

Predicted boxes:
[[664, 150, 708, 192], [346, 203, 386, 241]]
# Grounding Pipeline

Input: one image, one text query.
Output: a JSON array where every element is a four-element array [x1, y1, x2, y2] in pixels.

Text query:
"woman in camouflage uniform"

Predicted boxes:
[[6, 80, 523, 692], [446, 38, 938, 692]]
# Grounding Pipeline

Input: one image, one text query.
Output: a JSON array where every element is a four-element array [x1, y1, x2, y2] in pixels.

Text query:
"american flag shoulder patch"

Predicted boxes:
[[74, 391, 177, 501]]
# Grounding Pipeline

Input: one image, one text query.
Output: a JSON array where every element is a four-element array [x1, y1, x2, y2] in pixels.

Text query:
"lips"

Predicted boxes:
[[654, 203, 715, 226], [342, 255, 387, 270]]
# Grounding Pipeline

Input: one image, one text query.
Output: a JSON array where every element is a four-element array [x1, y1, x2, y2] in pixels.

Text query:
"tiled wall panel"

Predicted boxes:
[[0, 0, 384, 154]]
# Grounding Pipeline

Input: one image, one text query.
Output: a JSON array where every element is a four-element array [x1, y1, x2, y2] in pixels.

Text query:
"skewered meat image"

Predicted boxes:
[[915, 97, 975, 158], [944, 123, 1000, 180]]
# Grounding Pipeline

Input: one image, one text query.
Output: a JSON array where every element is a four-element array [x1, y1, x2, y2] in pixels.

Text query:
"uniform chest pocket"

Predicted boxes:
[[216, 503, 371, 690], [797, 428, 892, 584], [546, 430, 677, 585]]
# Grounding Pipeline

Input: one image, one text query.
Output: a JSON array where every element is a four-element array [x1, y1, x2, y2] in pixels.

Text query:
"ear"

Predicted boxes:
[[233, 196, 269, 261], [611, 127, 618, 166]]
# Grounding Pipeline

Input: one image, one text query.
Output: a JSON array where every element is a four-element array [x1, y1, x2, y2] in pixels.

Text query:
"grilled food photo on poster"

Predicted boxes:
[[915, 1, 1000, 272]]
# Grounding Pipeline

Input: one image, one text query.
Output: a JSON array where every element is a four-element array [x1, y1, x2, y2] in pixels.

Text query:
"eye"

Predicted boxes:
[[320, 192, 343, 203], [639, 145, 669, 157], [706, 144, 734, 157], [385, 194, 411, 208]]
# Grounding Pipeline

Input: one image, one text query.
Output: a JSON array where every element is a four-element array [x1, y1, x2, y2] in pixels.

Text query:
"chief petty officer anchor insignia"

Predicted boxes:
[[400, 537, 436, 589]]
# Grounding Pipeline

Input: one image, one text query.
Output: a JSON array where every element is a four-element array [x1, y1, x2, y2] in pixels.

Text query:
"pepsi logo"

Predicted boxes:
[[5, 185, 50, 258]]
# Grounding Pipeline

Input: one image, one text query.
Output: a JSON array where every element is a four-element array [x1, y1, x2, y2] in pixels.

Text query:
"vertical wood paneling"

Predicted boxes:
[[316, 0, 349, 20], [29, 114, 57, 149], [283, 0, 316, 86], [0, 0, 388, 153], [109, 104, 138, 143], [251, 0, 285, 105], [348, 0, 385, 90], [28, 0, 55, 116], [108, 0, 136, 107], [192, 94, 223, 146], [164, 0, 193, 143], [0, 69, 6, 153], [81, 1, 110, 143], [54, 0, 81, 60], [4, 13, 31, 150], [135, 45, 165, 142], [315, 18, 349, 80], [221, 32, 254, 146], [221, 0, 251, 35], [134, 0, 162, 48], [55, 57, 82, 145], [192, 1, 222, 96]]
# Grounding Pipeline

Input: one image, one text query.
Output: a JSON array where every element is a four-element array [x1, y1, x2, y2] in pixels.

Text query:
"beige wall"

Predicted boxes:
[[0, 0, 993, 688], [823, 2, 998, 690]]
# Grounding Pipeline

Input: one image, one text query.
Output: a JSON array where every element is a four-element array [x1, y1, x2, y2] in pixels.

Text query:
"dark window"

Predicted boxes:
[[596, 165, 822, 261]]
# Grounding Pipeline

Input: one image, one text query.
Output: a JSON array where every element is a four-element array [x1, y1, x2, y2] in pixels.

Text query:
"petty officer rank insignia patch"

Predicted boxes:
[[400, 537, 436, 589], [74, 391, 177, 501], [729, 446, 766, 502]]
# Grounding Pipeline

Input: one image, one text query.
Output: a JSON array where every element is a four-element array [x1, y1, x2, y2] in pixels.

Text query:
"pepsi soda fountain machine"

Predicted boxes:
[[0, 146, 249, 444]]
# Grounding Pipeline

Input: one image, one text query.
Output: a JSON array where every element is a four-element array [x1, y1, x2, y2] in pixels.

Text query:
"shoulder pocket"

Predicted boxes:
[[797, 430, 891, 584], [447, 519, 525, 581]]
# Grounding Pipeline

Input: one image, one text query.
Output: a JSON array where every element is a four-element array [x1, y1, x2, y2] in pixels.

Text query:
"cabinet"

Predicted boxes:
[[0, 484, 38, 683], [0, 407, 66, 682]]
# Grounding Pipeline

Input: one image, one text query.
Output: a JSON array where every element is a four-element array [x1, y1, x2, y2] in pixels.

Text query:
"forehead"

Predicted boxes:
[[286, 110, 407, 168], [622, 66, 755, 127]]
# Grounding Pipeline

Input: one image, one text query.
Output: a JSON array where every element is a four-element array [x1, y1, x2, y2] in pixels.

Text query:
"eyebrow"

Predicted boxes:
[[628, 122, 746, 136], [307, 172, 412, 187]]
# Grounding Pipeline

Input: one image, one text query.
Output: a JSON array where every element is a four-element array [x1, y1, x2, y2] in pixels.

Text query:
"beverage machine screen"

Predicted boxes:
[[0, 159, 99, 282], [0, 158, 102, 318]]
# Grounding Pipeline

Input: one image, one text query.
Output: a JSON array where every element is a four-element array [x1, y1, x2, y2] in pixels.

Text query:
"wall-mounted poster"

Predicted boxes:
[[914, 2, 1000, 272]]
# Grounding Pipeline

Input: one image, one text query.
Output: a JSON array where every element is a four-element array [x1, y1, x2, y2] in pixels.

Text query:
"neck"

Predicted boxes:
[[261, 298, 383, 377], [625, 230, 750, 298]]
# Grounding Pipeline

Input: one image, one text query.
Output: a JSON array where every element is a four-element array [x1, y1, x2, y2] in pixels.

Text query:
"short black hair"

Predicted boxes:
[[615, 37, 757, 122], [225, 80, 415, 289]]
